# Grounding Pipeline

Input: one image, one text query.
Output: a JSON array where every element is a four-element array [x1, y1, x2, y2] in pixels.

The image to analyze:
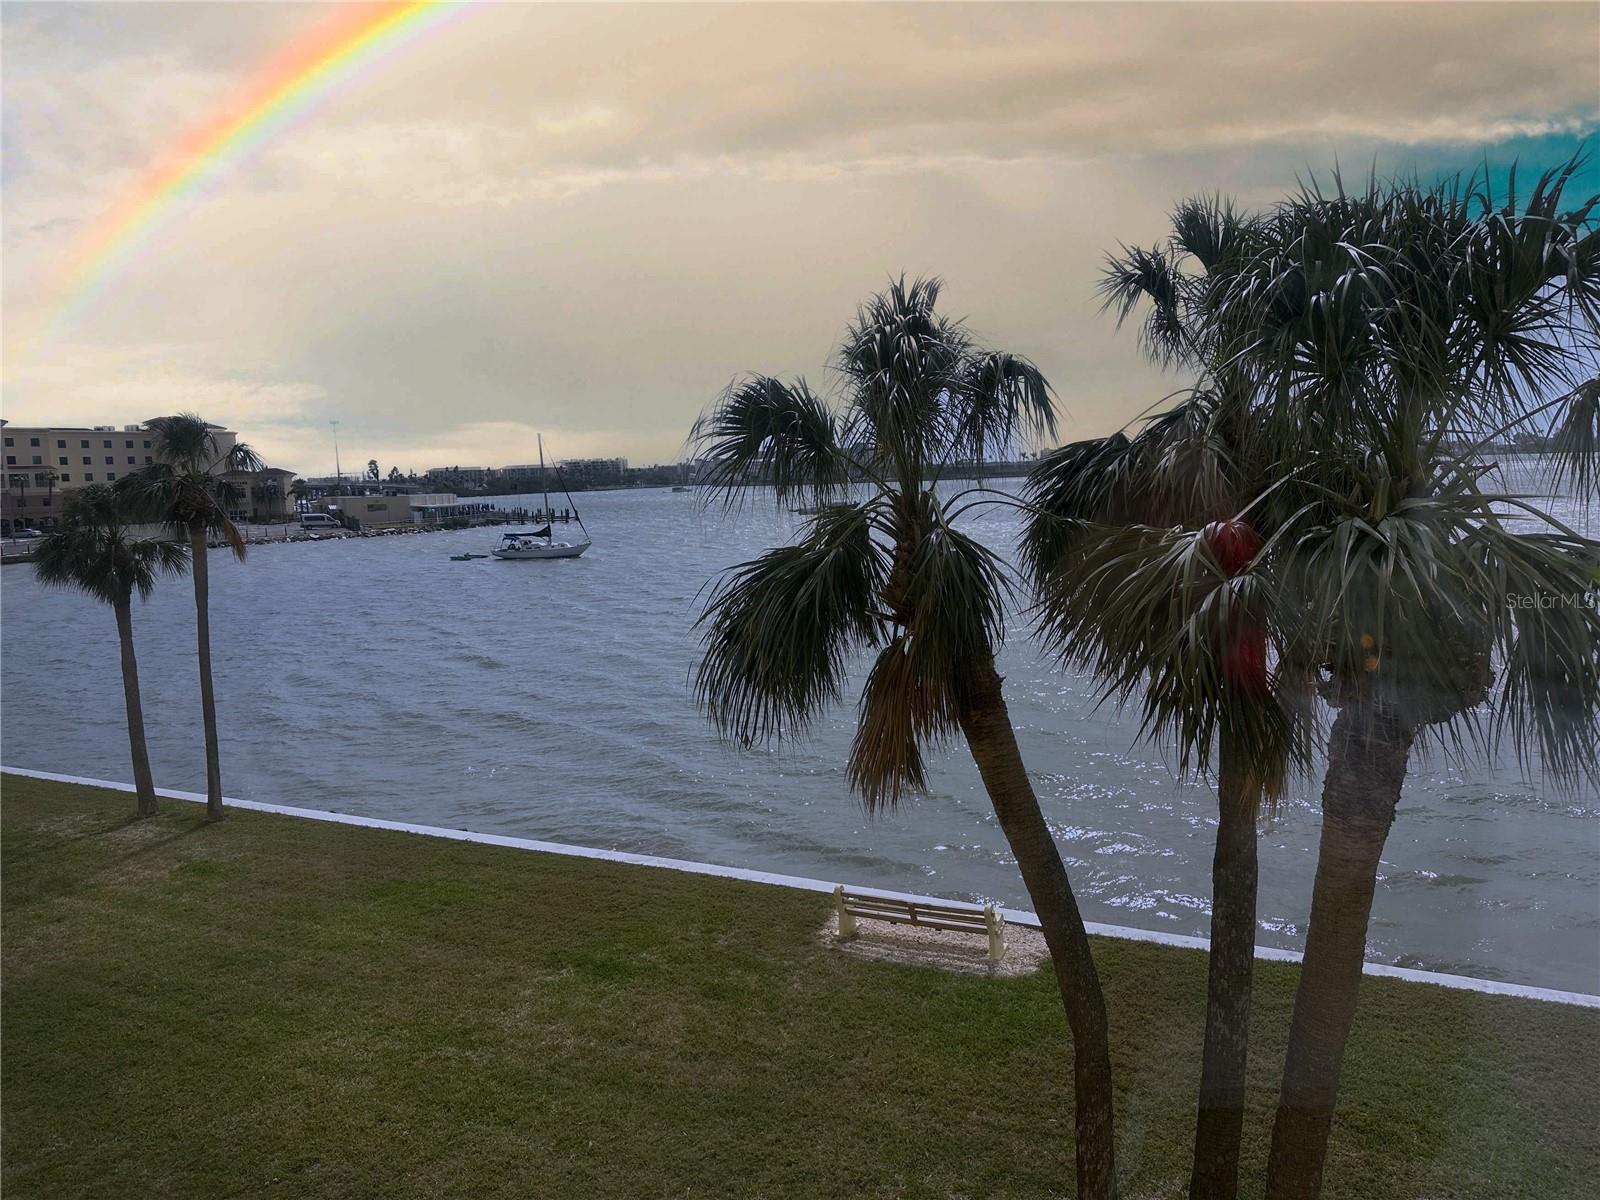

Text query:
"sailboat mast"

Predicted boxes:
[[539, 434, 550, 526]]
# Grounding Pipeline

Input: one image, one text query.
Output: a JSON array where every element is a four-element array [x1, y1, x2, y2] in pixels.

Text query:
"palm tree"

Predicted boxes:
[[1031, 162, 1598, 1199], [1024, 198, 1301, 1200], [1226, 163, 1600, 1199], [33, 486, 188, 817], [119, 414, 262, 821], [690, 279, 1118, 1198]]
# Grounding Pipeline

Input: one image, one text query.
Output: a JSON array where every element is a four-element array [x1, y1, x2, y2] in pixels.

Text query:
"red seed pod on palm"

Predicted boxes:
[[1202, 517, 1261, 577]]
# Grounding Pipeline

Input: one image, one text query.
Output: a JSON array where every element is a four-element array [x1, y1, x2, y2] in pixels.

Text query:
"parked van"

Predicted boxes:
[[299, 513, 343, 531]]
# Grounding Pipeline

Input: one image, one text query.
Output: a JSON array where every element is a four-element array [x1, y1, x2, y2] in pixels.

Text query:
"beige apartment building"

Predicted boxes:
[[0, 420, 293, 534]]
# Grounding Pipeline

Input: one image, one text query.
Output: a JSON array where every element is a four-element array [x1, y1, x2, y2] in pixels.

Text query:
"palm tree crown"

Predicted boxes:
[[119, 413, 264, 554], [1029, 161, 1600, 787], [693, 277, 1054, 807], [34, 485, 189, 605]]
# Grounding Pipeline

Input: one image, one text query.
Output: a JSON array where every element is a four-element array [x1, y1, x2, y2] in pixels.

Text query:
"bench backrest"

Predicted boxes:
[[833, 885, 1006, 960]]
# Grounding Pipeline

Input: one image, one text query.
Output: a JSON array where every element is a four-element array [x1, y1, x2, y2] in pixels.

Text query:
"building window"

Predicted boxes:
[[124, 440, 133, 448], [102, 440, 111, 448], [30, 437, 40, 446], [105, 457, 114, 465], [4, 456, 13, 466], [84, 473, 94, 481], [31, 455, 41, 465], [143, 440, 152, 449], [127, 456, 136, 464], [2, 437, 12, 447], [145, 456, 153, 464], [82, 457, 91, 465], [56, 440, 65, 448], [80, 440, 89, 448], [34, 473, 50, 487], [107, 472, 116, 480], [59, 474, 70, 482], [58, 457, 67, 466]]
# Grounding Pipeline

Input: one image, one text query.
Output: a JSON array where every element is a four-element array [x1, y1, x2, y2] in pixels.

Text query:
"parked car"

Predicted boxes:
[[299, 513, 343, 530]]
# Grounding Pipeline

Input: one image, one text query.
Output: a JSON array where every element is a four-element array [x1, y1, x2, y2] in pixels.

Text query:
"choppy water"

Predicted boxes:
[[3, 473, 1596, 990]]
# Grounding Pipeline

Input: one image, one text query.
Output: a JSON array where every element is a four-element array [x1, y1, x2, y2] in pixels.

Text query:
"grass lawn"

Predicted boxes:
[[3, 773, 1596, 1198]]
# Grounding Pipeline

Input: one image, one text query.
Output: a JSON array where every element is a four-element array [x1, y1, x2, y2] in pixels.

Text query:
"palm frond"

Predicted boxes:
[[1098, 244, 1190, 365], [945, 350, 1056, 468], [1271, 480, 1600, 784], [32, 484, 189, 606], [1548, 375, 1600, 497], [117, 456, 248, 560], [848, 638, 938, 810], [691, 375, 849, 508], [1032, 520, 1303, 789], [695, 502, 887, 744], [849, 516, 1009, 810], [836, 275, 971, 483]]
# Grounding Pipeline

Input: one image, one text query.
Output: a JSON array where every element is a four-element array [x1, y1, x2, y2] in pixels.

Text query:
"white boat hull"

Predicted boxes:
[[492, 541, 590, 560]]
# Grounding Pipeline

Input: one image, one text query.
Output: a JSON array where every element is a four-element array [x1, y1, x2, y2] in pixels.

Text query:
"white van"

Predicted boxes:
[[299, 513, 343, 530]]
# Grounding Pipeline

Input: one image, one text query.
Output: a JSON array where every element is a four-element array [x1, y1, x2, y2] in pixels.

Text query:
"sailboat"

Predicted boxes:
[[492, 435, 593, 560]]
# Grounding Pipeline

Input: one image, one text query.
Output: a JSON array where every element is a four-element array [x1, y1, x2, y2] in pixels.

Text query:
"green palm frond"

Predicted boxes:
[[1549, 375, 1600, 497], [225, 441, 265, 474], [1099, 244, 1190, 365], [1213, 158, 1599, 477], [1032, 520, 1300, 791], [695, 501, 888, 745], [836, 276, 971, 482], [946, 350, 1055, 468], [33, 485, 189, 606], [1023, 389, 1244, 586], [691, 375, 849, 507], [1269, 479, 1600, 783], [1170, 194, 1251, 274], [117, 457, 248, 561]]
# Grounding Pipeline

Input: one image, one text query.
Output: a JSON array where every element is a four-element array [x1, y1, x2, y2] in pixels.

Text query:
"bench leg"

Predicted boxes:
[[985, 904, 1005, 961], [834, 884, 857, 940]]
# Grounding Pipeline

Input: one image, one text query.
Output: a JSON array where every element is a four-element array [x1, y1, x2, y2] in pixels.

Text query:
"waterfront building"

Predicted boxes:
[[1, 419, 293, 535], [221, 466, 297, 523], [557, 457, 628, 485], [424, 466, 492, 487], [497, 463, 549, 487], [318, 492, 499, 529]]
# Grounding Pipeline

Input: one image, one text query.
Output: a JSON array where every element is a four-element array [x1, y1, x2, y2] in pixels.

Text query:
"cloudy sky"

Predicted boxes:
[[4, 2, 1596, 476]]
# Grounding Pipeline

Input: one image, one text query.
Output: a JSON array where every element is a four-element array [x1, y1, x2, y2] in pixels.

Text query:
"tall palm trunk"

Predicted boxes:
[[188, 521, 225, 819], [113, 594, 159, 818], [1265, 705, 1415, 1199], [957, 656, 1118, 1200], [1188, 729, 1260, 1200]]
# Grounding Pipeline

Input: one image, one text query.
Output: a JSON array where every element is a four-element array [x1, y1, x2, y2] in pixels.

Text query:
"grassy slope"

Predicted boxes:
[[2, 774, 1595, 1199]]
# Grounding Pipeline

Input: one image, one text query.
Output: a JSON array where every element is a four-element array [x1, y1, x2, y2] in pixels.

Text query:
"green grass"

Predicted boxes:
[[3, 774, 1595, 1199]]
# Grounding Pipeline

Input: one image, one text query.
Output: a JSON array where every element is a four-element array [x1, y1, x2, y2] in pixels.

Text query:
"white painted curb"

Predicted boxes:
[[6, 765, 1597, 1009]]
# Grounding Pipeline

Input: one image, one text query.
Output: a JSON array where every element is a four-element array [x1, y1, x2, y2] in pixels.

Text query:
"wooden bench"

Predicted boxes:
[[833, 885, 1006, 961]]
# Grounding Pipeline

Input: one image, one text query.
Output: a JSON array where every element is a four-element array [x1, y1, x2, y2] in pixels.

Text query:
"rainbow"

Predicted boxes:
[[42, 0, 465, 337]]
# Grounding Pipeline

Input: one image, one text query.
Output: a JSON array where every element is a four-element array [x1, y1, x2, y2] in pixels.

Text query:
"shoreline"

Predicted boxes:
[[8, 764, 1594, 1009]]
